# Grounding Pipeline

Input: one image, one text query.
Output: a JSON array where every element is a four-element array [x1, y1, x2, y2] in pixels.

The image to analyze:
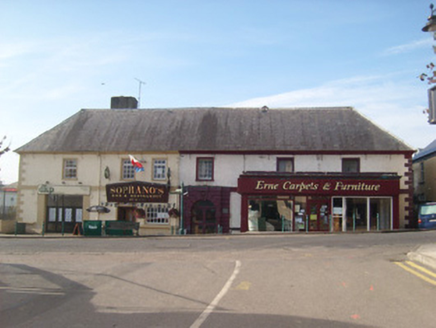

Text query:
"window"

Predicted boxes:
[[197, 158, 214, 181], [63, 159, 77, 179], [342, 158, 360, 173], [153, 159, 167, 180], [277, 158, 294, 172], [146, 205, 169, 224], [122, 159, 135, 180]]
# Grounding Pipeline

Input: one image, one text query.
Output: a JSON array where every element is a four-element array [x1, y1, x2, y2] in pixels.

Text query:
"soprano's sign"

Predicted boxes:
[[106, 181, 168, 203], [238, 176, 399, 196]]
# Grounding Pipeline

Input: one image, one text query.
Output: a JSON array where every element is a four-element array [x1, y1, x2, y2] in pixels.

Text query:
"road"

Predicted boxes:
[[1, 231, 436, 328]]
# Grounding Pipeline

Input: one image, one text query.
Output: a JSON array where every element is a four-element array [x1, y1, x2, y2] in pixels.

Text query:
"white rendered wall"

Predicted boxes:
[[180, 153, 409, 187]]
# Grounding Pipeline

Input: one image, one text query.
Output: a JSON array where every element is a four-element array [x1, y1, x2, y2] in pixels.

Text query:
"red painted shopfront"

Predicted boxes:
[[237, 173, 401, 233]]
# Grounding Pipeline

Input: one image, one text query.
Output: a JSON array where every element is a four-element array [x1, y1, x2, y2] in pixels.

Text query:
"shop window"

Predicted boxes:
[[342, 158, 360, 173], [63, 159, 77, 179], [248, 198, 293, 232], [334, 197, 392, 232], [122, 159, 135, 180], [277, 158, 294, 172], [153, 159, 167, 180], [146, 205, 169, 224], [197, 158, 214, 181]]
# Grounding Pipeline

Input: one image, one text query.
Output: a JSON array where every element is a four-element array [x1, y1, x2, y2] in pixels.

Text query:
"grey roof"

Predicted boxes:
[[16, 107, 413, 153], [413, 139, 436, 162]]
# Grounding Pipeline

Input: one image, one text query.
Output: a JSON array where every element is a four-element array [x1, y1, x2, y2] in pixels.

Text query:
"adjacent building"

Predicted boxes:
[[15, 98, 415, 234], [413, 139, 436, 205]]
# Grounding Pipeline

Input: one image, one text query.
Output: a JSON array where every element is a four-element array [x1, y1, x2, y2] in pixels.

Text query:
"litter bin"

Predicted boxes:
[[15, 222, 26, 235], [83, 220, 102, 236]]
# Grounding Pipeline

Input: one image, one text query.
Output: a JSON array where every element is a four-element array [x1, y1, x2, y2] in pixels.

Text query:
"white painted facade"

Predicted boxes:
[[180, 153, 409, 188], [180, 153, 411, 230]]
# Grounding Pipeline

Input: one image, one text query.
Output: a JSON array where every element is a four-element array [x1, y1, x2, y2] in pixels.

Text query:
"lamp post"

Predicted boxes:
[[422, 4, 436, 32], [174, 182, 186, 235], [421, 4, 436, 124]]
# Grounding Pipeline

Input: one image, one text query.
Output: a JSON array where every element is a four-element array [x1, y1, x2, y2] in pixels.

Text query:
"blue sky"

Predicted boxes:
[[1, 0, 435, 184]]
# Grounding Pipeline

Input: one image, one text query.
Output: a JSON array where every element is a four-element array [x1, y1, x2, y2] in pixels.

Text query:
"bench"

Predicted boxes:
[[105, 221, 140, 236]]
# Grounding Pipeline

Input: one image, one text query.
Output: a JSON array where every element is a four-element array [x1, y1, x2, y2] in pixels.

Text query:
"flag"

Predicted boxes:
[[129, 155, 144, 172]]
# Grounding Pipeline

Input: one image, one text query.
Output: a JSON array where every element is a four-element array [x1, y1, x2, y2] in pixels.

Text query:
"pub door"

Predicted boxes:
[[46, 195, 83, 233], [191, 200, 217, 234], [307, 197, 330, 231]]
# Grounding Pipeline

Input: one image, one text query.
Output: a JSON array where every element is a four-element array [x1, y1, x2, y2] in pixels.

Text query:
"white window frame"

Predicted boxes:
[[63, 159, 77, 179], [153, 159, 167, 181], [122, 159, 135, 180]]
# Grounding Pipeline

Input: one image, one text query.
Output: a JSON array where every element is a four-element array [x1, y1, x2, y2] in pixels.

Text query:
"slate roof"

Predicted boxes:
[[16, 107, 413, 153], [413, 139, 436, 162]]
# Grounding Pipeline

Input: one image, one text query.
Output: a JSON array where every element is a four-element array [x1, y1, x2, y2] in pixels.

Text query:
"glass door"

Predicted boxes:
[[308, 197, 330, 231]]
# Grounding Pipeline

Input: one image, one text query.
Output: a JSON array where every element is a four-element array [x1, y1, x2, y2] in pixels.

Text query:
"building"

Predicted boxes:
[[15, 100, 415, 234], [178, 107, 414, 233], [413, 139, 436, 205], [0, 182, 18, 233]]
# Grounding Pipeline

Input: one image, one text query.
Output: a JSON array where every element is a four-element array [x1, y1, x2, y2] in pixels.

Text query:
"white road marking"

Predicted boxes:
[[190, 260, 241, 328]]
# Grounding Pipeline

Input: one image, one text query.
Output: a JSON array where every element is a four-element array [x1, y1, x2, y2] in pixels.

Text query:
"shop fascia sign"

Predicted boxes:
[[37, 184, 91, 195], [106, 181, 169, 203], [238, 177, 399, 195]]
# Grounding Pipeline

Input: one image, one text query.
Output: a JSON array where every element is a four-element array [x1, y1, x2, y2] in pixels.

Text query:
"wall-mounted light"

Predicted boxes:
[[104, 166, 111, 179]]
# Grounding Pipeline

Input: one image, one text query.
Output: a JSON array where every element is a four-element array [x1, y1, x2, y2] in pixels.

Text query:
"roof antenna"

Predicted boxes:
[[135, 78, 146, 108]]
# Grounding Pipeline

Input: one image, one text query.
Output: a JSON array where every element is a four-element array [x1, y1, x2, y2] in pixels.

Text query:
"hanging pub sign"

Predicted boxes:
[[106, 181, 169, 203]]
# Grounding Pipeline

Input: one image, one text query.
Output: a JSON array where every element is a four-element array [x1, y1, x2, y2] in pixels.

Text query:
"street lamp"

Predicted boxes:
[[422, 4, 436, 32], [174, 182, 188, 235]]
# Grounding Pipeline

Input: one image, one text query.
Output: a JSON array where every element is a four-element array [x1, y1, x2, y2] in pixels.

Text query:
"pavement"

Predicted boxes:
[[407, 244, 436, 270]]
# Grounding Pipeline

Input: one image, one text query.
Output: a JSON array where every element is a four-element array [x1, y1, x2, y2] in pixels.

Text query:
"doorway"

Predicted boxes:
[[307, 197, 330, 231], [191, 200, 217, 234], [46, 195, 83, 233]]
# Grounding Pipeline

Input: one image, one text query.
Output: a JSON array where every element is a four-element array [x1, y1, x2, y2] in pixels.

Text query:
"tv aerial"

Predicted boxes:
[[135, 78, 146, 108]]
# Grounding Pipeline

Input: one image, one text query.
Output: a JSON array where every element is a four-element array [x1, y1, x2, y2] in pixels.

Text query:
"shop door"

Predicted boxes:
[[191, 200, 217, 234], [308, 197, 330, 231], [46, 195, 83, 233]]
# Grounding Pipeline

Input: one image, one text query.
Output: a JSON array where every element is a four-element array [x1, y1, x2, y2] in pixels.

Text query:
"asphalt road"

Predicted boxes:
[[1, 231, 436, 328]]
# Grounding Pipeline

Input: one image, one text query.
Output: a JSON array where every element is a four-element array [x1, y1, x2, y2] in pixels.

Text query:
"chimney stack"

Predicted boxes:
[[110, 96, 138, 109]]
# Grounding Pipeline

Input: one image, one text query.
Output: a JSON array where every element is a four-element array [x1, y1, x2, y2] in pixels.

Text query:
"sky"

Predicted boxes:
[[1, 0, 435, 184]]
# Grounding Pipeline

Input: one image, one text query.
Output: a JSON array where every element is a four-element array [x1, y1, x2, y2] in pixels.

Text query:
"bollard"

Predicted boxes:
[[42, 222, 45, 237], [306, 215, 309, 233], [330, 215, 333, 232], [377, 213, 380, 231], [353, 212, 356, 232]]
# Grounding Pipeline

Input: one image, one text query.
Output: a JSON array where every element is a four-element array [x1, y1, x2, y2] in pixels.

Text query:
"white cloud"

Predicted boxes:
[[382, 38, 434, 56], [229, 75, 434, 150]]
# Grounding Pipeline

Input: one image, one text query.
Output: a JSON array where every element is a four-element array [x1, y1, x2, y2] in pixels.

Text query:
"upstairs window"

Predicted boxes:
[[342, 158, 360, 173], [63, 159, 77, 179], [197, 158, 214, 181], [122, 159, 135, 180], [277, 158, 294, 172], [153, 159, 167, 180]]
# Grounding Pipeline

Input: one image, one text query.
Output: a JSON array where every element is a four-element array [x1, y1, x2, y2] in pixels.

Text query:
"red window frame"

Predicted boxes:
[[196, 157, 214, 181]]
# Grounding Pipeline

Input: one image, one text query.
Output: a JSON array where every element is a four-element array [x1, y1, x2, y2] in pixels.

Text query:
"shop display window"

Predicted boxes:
[[248, 197, 293, 232], [332, 197, 392, 231]]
